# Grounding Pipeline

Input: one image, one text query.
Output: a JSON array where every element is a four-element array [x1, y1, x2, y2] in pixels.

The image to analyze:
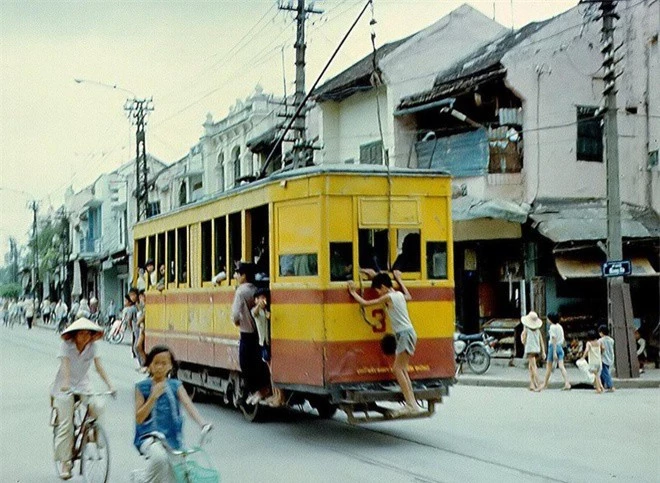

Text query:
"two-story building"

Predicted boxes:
[[310, 2, 659, 342], [63, 155, 167, 312]]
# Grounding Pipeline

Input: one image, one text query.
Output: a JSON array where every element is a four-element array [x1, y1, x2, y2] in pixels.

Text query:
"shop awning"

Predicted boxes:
[[554, 254, 658, 280]]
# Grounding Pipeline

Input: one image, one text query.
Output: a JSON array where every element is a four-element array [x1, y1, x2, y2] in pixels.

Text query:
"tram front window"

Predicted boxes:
[[427, 241, 448, 279], [358, 229, 388, 273]]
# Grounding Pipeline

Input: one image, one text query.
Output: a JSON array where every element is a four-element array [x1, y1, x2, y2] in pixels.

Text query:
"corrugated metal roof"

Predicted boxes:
[[398, 19, 552, 110], [530, 199, 660, 243]]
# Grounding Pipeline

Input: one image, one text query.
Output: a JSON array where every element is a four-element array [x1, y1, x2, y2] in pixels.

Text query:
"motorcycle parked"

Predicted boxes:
[[454, 332, 496, 375]]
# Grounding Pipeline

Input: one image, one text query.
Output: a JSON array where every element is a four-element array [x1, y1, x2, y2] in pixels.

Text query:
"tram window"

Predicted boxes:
[[166, 230, 175, 285], [279, 254, 318, 276], [427, 242, 448, 279], [201, 220, 212, 282], [358, 229, 388, 272], [250, 205, 269, 280], [392, 230, 420, 272], [228, 212, 242, 271], [214, 216, 227, 280], [157, 233, 165, 273], [330, 242, 353, 281], [136, 238, 146, 274], [177, 227, 188, 284], [147, 235, 156, 264]]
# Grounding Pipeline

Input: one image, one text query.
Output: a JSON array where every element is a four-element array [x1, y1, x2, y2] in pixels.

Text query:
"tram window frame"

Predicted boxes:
[[166, 230, 175, 288], [147, 235, 156, 265], [330, 242, 353, 281], [201, 220, 212, 284], [213, 216, 227, 285], [249, 205, 270, 281], [358, 229, 388, 273], [426, 241, 448, 280], [177, 227, 188, 286], [279, 253, 318, 277]]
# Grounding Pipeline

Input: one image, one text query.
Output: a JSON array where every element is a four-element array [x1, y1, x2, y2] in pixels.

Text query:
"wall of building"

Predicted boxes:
[[503, 1, 659, 209]]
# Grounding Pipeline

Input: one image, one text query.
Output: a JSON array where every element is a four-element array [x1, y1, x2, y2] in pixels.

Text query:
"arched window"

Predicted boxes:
[[232, 146, 241, 185], [217, 152, 225, 192], [178, 181, 187, 206]]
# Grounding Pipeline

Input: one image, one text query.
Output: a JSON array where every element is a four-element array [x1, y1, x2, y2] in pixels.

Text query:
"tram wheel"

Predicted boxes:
[[310, 398, 338, 419]]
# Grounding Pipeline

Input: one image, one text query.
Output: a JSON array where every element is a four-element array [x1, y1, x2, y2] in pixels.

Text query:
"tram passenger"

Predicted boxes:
[[392, 233, 420, 272], [232, 262, 269, 405], [348, 271, 423, 415]]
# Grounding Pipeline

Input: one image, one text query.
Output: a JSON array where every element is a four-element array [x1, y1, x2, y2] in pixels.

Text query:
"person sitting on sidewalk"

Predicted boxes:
[[537, 312, 571, 391]]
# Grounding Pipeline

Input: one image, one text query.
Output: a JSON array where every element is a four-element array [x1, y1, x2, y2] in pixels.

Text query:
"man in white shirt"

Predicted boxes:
[[538, 312, 571, 391]]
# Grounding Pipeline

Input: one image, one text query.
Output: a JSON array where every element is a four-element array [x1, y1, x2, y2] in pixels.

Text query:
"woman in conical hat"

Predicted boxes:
[[520, 311, 546, 391], [50, 318, 115, 479]]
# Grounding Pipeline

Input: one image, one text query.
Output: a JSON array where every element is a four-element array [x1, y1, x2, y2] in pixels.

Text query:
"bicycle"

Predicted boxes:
[[106, 317, 127, 344], [51, 390, 114, 482], [137, 425, 218, 483]]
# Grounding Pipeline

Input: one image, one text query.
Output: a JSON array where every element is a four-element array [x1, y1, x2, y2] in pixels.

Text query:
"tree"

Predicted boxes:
[[0, 282, 21, 299]]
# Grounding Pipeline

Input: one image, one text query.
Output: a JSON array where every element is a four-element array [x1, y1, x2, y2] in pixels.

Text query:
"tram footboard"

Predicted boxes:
[[336, 380, 450, 424]]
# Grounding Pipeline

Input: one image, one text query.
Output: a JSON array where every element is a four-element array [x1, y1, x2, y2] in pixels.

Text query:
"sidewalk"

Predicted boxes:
[[457, 357, 660, 389]]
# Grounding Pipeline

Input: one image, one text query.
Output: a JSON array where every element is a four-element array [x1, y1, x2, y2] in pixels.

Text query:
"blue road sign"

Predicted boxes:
[[602, 260, 632, 277]]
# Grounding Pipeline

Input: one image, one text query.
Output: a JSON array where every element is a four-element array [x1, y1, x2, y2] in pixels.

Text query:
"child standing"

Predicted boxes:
[[50, 318, 115, 480], [133, 345, 211, 483], [348, 270, 422, 415], [599, 325, 615, 391], [521, 311, 545, 391], [582, 331, 604, 393], [250, 288, 284, 406], [538, 312, 571, 391]]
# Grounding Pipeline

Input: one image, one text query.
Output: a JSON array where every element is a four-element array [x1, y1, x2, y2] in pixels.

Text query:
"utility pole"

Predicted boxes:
[[278, 0, 322, 168], [9, 237, 18, 284], [125, 98, 154, 221], [28, 200, 39, 297], [598, 0, 638, 378]]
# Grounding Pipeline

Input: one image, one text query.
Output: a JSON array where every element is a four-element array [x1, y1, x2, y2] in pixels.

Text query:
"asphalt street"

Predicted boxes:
[[1, 326, 658, 483]]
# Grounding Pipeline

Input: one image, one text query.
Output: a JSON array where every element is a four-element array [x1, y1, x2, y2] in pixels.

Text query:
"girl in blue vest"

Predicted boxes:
[[132, 345, 210, 483]]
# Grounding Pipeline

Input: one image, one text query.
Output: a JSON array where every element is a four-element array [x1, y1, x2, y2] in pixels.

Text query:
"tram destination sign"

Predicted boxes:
[[602, 260, 632, 278]]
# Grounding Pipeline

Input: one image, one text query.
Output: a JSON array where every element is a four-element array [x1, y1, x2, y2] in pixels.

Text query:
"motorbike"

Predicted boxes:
[[453, 331, 496, 375]]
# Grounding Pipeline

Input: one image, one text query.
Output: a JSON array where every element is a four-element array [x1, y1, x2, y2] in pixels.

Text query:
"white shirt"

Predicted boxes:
[[24, 300, 35, 317], [386, 291, 414, 334], [251, 305, 270, 346], [50, 340, 97, 396], [548, 323, 565, 346]]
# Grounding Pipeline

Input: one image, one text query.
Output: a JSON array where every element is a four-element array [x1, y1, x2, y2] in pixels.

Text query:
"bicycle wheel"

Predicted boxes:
[[80, 423, 110, 483], [109, 329, 124, 345]]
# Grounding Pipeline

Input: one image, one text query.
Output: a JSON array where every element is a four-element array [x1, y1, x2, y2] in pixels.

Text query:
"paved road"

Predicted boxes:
[[1, 326, 658, 482]]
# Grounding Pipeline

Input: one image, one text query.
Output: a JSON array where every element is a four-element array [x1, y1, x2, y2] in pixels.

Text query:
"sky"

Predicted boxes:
[[0, 0, 579, 257]]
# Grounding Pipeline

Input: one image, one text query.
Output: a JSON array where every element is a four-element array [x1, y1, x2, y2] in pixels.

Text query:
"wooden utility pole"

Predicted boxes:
[[278, 0, 322, 167], [598, 0, 639, 378]]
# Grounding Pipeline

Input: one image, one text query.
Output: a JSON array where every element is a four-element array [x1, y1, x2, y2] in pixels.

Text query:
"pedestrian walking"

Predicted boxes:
[[521, 311, 545, 391], [598, 325, 616, 391], [538, 312, 571, 391], [41, 297, 52, 324], [581, 330, 604, 393], [24, 297, 35, 329]]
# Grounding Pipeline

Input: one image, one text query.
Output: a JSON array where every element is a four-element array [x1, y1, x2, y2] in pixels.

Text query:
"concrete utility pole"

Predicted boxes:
[[28, 200, 39, 296], [125, 98, 154, 221], [278, 0, 322, 167], [599, 0, 639, 378]]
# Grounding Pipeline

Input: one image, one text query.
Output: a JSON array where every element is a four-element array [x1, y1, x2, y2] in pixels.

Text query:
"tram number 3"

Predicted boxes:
[[370, 309, 386, 333]]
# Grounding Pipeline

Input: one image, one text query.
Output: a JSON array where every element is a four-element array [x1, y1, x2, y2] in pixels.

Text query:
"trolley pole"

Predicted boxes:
[[125, 98, 154, 221], [599, 0, 638, 378]]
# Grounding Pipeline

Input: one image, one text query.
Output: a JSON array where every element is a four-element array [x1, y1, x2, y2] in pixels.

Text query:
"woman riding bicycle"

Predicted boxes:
[[50, 318, 115, 480], [132, 345, 211, 483]]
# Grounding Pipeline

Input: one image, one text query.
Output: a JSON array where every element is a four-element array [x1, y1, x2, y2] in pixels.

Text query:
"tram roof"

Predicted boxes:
[[138, 164, 450, 225]]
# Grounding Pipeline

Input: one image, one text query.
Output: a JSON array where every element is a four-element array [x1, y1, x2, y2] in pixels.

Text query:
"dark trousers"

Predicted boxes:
[[239, 332, 270, 394], [26, 316, 33, 329]]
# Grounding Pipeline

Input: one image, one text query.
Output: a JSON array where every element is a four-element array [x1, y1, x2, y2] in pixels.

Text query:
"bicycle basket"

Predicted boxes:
[[172, 453, 220, 483]]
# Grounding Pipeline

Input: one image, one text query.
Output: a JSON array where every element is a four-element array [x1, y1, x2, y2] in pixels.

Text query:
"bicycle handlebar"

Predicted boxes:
[[66, 390, 116, 397], [144, 424, 213, 457]]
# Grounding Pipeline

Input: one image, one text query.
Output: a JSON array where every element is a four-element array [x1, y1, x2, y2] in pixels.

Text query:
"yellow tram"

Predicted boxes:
[[134, 165, 455, 422]]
